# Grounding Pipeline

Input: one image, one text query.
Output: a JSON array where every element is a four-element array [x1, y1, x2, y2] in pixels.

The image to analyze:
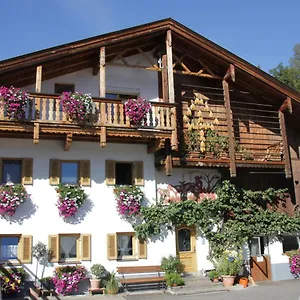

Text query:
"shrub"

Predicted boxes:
[[90, 264, 106, 279], [208, 269, 220, 281], [0, 184, 28, 217], [104, 271, 119, 294], [52, 265, 87, 295], [0, 86, 29, 120], [161, 255, 183, 274], [288, 250, 300, 278], [165, 272, 185, 287], [0, 267, 27, 295], [216, 250, 243, 276]]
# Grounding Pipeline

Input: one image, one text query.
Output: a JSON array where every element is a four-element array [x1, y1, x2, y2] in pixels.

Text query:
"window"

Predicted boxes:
[[105, 93, 138, 100], [116, 162, 132, 185], [282, 235, 300, 253], [0, 158, 33, 185], [48, 234, 91, 262], [61, 162, 79, 184], [2, 160, 22, 184], [59, 234, 79, 261], [0, 235, 32, 263], [105, 160, 144, 186], [49, 160, 90, 186], [107, 232, 147, 260], [54, 84, 75, 94], [117, 233, 134, 258], [0, 236, 19, 260]]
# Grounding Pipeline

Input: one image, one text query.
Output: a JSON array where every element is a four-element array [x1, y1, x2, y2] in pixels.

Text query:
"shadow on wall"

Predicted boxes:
[[1, 197, 37, 225], [63, 198, 94, 225], [150, 225, 172, 243]]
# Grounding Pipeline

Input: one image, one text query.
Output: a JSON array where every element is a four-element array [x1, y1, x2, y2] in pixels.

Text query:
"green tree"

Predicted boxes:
[[270, 44, 300, 92]]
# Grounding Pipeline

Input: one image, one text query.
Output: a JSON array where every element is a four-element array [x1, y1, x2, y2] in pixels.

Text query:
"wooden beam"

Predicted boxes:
[[279, 111, 292, 178], [64, 133, 72, 151], [100, 126, 106, 147], [279, 97, 292, 113], [99, 47, 106, 97], [162, 54, 168, 102], [35, 66, 42, 93], [224, 64, 235, 82], [147, 139, 165, 153], [33, 122, 39, 144], [166, 30, 175, 103], [171, 130, 178, 151], [165, 155, 172, 176], [223, 79, 236, 177]]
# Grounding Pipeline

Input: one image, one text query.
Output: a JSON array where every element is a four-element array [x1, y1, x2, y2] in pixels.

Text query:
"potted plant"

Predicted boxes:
[[217, 250, 243, 287], [59, 91, 93, 123], [161, 255, 183, 275], [0, 267, 27, 297], [0, 86, 29, 120], [239, 277, 249, 288], [90, 264, 106, 289], [30, 242, 49, 298], [208, 270, 220, 283], [52, 265, 87, 295], [104, 271, 119, 295], [165, 272, 185, 287], [114, 186, 144, 217], [217, 135, 229, 159], [287, 250, 300, 278], [0, 184, 28, 217], [55, 184, 87, 219], [205, 129, 218, 159], [124, 97, 151, 126]]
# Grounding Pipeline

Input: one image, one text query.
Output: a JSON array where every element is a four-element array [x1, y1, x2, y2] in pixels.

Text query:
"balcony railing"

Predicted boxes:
[[0, 93, 176, 131]]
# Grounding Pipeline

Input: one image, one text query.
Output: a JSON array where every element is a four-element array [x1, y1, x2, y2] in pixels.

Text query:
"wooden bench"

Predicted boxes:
[[117, 266, 166, 291]]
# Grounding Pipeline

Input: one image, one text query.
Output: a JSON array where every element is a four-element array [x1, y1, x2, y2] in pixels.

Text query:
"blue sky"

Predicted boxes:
[[0, 0, 299, 72]]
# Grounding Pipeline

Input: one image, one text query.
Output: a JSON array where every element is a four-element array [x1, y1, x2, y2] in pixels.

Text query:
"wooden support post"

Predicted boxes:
[[99, 47, 106, 97], [165, 139, 172, 176], [166, 30, 175, 103], [33, 122, 40, 144], [223, 64, 235, 82], [278, 97, 292, 178], [35, 66, 42, 93], [64, 133, 73, 151], [100, 127, 106, 147], [162, 54, 168, 102], [223, 66, 236, 177]]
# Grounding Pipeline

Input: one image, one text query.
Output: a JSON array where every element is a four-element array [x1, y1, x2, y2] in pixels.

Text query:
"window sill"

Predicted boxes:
[[0, 260, 21, 266], [117, 258, 138, 262], [58, 260, 81, 264]]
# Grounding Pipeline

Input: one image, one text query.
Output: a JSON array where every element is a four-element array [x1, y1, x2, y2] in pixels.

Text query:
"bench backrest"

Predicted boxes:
[[117, 265, 162, 274]]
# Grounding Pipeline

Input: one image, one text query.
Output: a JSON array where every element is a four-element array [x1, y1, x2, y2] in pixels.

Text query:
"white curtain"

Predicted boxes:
[[118, 235, 132, 256], [1, 245, 18, 259], [60, 237, 76, 258]]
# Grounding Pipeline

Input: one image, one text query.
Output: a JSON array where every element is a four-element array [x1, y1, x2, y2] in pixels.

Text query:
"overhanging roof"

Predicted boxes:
[[1, 18, 299, 103]]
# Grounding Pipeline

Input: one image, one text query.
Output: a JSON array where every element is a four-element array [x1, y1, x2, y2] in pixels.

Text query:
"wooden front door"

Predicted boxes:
[[250, 237, 272, 281], [176, 225, 197, 273]]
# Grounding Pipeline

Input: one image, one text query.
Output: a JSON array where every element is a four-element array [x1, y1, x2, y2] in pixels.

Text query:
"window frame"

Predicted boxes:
[[105, 92, 139, 100], [60, 160, 80, 185], [116, 232, 137, 260], [0, 234, 21, 264], [1, 159, 22, 184], [58, 233, 80, 262], [54, 83, 75, 95], [115, 161, 133, 186]]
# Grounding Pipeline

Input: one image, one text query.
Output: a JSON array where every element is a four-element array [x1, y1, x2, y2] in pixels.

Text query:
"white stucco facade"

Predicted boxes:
[[24, 54, 159, 102]]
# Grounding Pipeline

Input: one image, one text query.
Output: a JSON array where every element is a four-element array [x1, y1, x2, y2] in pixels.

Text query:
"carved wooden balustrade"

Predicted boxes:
[[0, 93, 176, 130]]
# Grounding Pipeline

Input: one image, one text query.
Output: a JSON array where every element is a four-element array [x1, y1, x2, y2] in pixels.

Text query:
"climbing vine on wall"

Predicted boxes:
[[133, 180, 300, 257]]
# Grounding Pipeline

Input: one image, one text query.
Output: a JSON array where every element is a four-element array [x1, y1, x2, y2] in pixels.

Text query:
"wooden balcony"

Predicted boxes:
[[0, 93, 177, 149]]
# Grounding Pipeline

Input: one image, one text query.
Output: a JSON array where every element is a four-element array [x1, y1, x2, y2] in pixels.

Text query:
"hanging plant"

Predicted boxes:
[[114, 186, 144, 217], [0, 184, 29, 217], [52, 265, 87, 295], [59, 92, 93, 122], [55, 184, 87, 218], [0, 86, 29, 120], [0, 267, 27, 295], [124, 97, 151, 126]]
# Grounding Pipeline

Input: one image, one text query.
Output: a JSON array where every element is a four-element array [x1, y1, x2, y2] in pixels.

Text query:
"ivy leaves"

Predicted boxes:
[[134, 180, 300, 257]]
